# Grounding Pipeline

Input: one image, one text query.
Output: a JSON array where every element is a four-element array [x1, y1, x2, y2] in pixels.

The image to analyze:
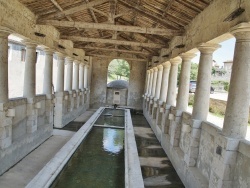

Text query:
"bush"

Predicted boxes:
[[224, 82, 230, 91]]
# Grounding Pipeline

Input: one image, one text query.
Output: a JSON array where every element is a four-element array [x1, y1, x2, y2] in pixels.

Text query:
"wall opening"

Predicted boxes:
[[107, 59, 130, 84]]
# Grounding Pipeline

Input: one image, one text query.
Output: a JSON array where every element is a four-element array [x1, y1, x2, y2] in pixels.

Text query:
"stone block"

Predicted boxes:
[[182, 123, 191, 133], [0, 136, 12, 149], [191, 128, 201, 139]]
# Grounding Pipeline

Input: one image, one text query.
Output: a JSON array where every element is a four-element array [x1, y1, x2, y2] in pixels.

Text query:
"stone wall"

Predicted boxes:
[[106, 88, 128, 106], [0, 96, 53, 175], [143, 103, 250, 188], [90, 57, 146, 109]]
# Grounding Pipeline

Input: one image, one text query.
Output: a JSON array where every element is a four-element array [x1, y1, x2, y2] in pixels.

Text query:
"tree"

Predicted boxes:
[[108, 59, 130, 82]]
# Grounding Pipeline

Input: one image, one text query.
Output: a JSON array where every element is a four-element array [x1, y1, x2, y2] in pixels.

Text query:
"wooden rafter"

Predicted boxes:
[[62, 35, 165, 48], [38, 0, 110, 20], [78, 46, 151, 55], [86, 54, 148, 62], [38, 20, 182, 36]]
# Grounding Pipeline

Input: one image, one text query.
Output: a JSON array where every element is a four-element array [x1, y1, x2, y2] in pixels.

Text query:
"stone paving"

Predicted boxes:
[[131, 113, 184, 188]]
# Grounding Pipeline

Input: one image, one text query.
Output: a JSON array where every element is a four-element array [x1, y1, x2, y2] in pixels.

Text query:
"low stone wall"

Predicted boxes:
[[143, 99, 250, 188], [0, 95, 53, 175]]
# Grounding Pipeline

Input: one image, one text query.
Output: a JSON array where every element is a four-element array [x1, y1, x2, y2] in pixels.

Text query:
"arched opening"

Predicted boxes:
[[106, 59, 130, 106]]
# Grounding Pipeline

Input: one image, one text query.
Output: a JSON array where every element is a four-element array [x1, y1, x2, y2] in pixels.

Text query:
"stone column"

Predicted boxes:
[[23, 41, 37, 98], [149, 67, 158, 115], [73, 60, 80, 91], [145, 69, 153, 111], [145, 70, 150, 96], [73, 60, 80, 109], [184, 43, 220, 168], [176, 53, 196, 111], [84, 64, 89, 103], [156, 61, 171, 129], [65, 57, 73, 92], [152, 65, 163, 119], [84, 64, 89, 89], [43, 49, 54, 95], [166, 57, 182, 106], [222, 23, 250, 139], [192, 43, 220, 121], [163, 57, 181, 136], [55, 53, 65, 92], [169, 53, 196, 147], [0, 27, 12, 103], [79, 62, 85, 90], [159, 62, 171, 103], [0, 27, 13, 149]]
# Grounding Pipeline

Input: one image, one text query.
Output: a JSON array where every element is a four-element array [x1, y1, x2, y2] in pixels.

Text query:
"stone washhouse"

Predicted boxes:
[[0, 0, 250, 188]]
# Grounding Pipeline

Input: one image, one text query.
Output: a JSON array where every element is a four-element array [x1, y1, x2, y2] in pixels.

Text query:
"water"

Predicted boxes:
[[51, 126, 125, 188], [131, 112, 184, 188]]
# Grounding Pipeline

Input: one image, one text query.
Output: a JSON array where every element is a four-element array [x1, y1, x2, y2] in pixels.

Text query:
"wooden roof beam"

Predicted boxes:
[[62, 35, 165, 48], [118, 0, 183, 30], [38, 20, 182, 36], [78, 46, 151, 55], [86, 54, 148, 62], [38, 0, 109, 20]]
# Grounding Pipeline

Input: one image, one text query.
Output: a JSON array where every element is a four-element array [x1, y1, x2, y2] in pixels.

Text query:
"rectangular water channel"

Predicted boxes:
[[26, 107, 144, 188], [51, 109, 125, 187]]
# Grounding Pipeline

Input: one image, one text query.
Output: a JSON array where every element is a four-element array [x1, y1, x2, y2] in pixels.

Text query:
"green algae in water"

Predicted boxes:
[[50, 127, 124, 188]]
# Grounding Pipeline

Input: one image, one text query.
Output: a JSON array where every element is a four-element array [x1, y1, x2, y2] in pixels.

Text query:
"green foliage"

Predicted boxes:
[[224, 82, 230, 91], [108, 59, 130, 82], [190, 63, 198, 80]]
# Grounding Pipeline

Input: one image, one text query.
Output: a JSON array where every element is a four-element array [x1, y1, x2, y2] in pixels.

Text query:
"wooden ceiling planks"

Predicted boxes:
[[17, 0, 213, 58]]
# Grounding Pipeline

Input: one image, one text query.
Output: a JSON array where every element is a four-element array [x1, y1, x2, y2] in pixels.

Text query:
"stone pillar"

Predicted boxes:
[[184, 43, 220, 168], [222, 23, 250, 139], [209, 23, 250, 188], [176, 53, 196, 111], [149, 67, 158, 115], [43, 49, 54, 95], [169, 53, 196, 148], [166, 56, 181, 106], [84, 64, 89, 89], [159, 62, 171, 103], [163, 57, 181, 136], [65, 57, 73, 92], [73, 60, 80, 91], [55, 53, 65, 92], [84, 64, 89, 103], [23, 41, 37, 98], [145, 70, 150, 96], [192, 43, 220, 121], [0, 27, 12, 103], [156, 62, 171, 130], [73, 60, 80, 109], [146, 69, 154, 111], [0, 27, 13, 149], [152, 65, 163, 120], [79, 62, 85, 105], [79, 62, 85, 90]]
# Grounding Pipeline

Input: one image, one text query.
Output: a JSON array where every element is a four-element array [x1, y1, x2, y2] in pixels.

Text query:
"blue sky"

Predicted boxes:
[[192, 38, 236, 67]]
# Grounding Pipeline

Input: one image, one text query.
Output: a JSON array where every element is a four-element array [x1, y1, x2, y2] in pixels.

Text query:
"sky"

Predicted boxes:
[[192, 38, 236, 67]]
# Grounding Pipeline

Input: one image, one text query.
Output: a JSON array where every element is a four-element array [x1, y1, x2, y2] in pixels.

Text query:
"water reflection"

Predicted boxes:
[[103, 128, 124, 155]]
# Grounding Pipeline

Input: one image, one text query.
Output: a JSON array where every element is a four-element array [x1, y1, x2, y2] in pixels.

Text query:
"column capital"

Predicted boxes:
[[198, 43, 221, 54], [146, 70, 150, 74], [74, 60, 81, 64], [22, 40, 37, 49], [180, 53, 196, 61], [43, 48, 54, 55], [170, 56, 182, 65], [149, 68, 154, 73], [157, 64, 163, 71], [0, 26, 13, 37], [230, 22, 250, 41], [80, 62, 85, 67], [55, 52, 65, 61], [65, 57, 74, 64], [153, 67, 158, 72], [162, 61, 171, 68]]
